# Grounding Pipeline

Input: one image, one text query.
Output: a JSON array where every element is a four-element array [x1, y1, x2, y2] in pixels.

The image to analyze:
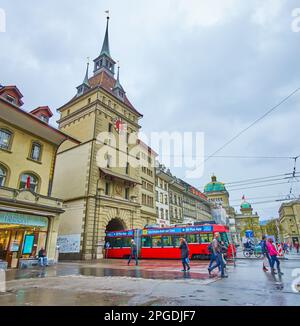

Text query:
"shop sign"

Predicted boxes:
[[0, 212, 48, 227]]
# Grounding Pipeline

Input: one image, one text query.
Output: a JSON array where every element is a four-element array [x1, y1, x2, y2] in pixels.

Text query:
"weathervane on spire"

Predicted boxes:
[[105, 10, 110, 19]]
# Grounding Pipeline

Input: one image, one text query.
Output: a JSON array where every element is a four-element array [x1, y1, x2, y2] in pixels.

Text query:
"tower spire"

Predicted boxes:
[[113, 62, 125, 101], [83, 58, 90, 86], [93, 11, 116, 76], [76, 58, 91, 96], [100, 12, 111, 57]]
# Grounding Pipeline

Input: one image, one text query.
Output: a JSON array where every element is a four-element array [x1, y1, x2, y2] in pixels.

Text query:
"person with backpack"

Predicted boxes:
[[179, 237, 190, 272], [208, 232, 227, 278], [260, 235, 271, 272]]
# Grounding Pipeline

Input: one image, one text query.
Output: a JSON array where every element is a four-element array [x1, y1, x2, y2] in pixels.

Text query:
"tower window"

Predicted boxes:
[[105, 182, 110, 196], [125, 188, 129, 200], [0, 129, 12, 150], [30, 142, 42, 161], [19, 173, 39, 192]]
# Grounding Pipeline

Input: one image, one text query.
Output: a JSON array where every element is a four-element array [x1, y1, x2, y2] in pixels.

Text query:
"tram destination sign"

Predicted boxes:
[[144, 225, 213, 236], [0, 212, 48, 227], [106, 230, 134, 238]]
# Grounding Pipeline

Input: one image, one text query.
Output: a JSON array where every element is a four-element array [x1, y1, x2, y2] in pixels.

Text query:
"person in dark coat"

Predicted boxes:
[[38, 247, 48, 267], [128, 239, 138, 266], [179, 237, 190, 272], [260, 235, 271, 272]]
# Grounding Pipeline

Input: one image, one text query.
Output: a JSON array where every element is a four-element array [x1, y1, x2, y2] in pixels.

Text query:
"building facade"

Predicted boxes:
[[169, 176, 184, 225], [235, 201, 261, 241], [180, 180, 212, 224], [204, 175, 238, 242], [279, 200, 300, 244], [52, 17, 146, 260], [155, 165, 172, 227], [138, 140, 157, 227], [0, 85, 77, 268]]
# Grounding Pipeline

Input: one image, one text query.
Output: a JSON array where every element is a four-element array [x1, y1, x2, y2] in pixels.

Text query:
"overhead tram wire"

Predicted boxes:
[[204, 87, 300, 163], [226, 174, 300, 189], [230, 195, 288, 202], [227, 180, 300, 192], [225, 172, 299, 186]]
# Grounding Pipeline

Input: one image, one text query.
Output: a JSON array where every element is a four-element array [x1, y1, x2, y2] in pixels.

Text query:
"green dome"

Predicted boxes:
[[241, 202, 251, 209], [204, 176, 226, 193]]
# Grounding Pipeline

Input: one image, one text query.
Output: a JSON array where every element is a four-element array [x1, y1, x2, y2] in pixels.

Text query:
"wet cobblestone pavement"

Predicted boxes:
[[0, 258, 299, 306]]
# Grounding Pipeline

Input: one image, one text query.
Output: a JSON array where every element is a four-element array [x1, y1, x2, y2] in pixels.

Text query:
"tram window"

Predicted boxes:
[[110, 237, 122, 248], [186, 234, 197, 244], [141, 237, 151, 248], [220, 232, 229, 244], [200, 233, 213, 243], [123, 237, 132, 248], [152, 236, 162, 247], [172, 236, 181, 247], [162, 236, 172, 247]]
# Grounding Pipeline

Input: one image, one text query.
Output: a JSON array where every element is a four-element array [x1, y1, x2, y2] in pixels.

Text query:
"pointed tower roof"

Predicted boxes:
[[83, 61, 90, 87], [113, 65, 124, 91], [76, 60, 91, 96], [93, 13, 116, 76], [100, 16, 111, 57]]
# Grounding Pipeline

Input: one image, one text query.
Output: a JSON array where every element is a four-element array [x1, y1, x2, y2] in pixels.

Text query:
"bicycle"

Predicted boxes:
[[243, 247, 262, 258]]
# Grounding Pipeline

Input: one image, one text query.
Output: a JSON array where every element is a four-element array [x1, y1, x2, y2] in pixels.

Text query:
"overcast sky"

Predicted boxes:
[[1, 0, 300, 220]]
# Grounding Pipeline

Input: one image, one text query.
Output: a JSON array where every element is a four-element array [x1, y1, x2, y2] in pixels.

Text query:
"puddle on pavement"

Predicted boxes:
[[79, 266, 210, 281], [0, 288, 132, 306]]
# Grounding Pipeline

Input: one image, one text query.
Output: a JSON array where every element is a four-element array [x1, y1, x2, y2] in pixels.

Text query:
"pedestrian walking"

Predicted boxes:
[[179, 237, 190, 272], [208, 242, 218, 270], [266, 238, 283, 275], [105, 241, 110, 259], [283, 242, 288, 255], [295, 241, 299, 254], [208, 232, 227, 278], [260, 235, 271, 272], [128, 239, 138, 266]]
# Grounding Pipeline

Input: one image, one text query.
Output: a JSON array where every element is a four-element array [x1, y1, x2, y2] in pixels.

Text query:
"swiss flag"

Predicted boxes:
[[26, 176, 31, 189]]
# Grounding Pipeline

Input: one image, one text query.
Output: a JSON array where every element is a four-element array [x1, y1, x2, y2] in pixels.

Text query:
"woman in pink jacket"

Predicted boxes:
[[266, 238, 283, 275]]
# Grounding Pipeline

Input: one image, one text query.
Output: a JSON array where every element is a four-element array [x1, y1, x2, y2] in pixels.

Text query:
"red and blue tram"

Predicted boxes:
[[105, 224, 236, 260]]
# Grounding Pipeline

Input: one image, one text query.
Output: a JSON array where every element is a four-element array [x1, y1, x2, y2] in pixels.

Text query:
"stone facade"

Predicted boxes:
[[279, 200, 300, 244]]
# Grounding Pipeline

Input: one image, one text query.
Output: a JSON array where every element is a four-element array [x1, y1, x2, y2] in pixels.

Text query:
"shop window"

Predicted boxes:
[[30, 142, 42, 161], [0, 128, 12, 150], [19, 173, 39, 192], [0, 164, 7, 186]]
